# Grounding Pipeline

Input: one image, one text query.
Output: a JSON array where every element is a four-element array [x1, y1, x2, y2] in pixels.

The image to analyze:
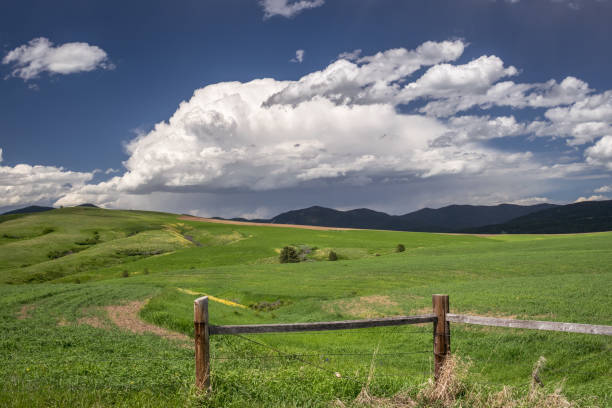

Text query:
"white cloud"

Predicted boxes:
[[399, 55, 518, 103], [290, 49, 305, 63], [0, 150, 93, 207], [546, 90, 612, 124], [2, 37, 113, 81], [265, 40, 466, 106], [529, 90, 612, 145], [595, 185, 612, 193], [437, 115, 525, 145], [418, 76, 591, 117], [56, 77, 448, 204], [337, 49, 362, 61], [575, 194, 609, 202], [508, 196, 551, 205], [585, 135, 612, 169], [54, 74, 539, 207], [260, 0, 324, 18]]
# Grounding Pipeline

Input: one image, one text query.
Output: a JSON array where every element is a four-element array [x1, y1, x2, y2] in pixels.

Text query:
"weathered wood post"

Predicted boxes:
[[194, 296, 211, 391], [433, 294, 450, 381]]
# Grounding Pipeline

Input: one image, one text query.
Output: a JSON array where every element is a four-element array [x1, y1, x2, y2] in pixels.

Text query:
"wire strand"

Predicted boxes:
[[232, 332, 366, 386]]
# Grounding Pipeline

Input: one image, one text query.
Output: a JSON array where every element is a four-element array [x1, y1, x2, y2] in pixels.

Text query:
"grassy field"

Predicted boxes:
[[1, 207, 610, 407]]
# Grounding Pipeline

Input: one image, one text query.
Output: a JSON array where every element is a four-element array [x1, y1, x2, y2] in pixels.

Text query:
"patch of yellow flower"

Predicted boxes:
[[176, 288, 248, 309]]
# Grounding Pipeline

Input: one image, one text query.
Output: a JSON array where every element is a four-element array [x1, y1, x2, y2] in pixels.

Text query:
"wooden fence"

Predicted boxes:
[[193, 294, 612, 391]]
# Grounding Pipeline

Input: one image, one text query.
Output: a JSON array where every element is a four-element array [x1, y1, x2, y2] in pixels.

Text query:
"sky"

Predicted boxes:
[[1, 0, 612, 218]]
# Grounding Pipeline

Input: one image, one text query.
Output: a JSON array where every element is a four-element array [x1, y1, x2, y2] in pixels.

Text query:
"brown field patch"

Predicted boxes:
[[77, 315, 108, 329], [72, 300, 189, 343], [179, 215, 357, 231], [324, 295, 404, 319], [16, 304, 35, 320], [410, 307, 434, 315], [360, 295, 399, 307], [104, 301, 189, 342]]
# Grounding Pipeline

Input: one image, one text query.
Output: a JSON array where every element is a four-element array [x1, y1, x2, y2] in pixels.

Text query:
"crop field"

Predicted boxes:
[[0, 207, 610, 407]]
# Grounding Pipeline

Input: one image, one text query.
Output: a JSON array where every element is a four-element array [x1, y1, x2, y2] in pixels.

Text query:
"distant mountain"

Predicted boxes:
[[270, 206, 394, 229], [267, 203, 558, 232], [396, 203, 558, 232], [2, 205, 54, 215], [76, 203, 99, 208], [464, 200, 612, 234]]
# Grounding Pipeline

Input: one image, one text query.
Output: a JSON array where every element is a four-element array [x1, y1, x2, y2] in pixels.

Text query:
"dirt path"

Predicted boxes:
[[16, 304, 34, 320], [179, 215, 357, 231], [76, 300, 189, 343], [105, 301, 189, 341]]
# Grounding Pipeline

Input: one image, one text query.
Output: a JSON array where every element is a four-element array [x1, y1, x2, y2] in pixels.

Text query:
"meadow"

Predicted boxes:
[[0, 207, 610, 407]]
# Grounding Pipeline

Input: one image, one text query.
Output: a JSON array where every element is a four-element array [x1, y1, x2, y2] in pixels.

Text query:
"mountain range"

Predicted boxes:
[[230, 201, 612, 233], [464, 200, 612, 234], [261, 203, 558, 232]]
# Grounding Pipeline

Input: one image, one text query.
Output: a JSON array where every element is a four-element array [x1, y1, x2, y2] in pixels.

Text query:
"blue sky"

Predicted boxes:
[[1, 0, 612, 217]]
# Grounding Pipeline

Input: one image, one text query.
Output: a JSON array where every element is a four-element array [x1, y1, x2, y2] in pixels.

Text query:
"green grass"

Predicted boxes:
[[0, 208, 610, 407]]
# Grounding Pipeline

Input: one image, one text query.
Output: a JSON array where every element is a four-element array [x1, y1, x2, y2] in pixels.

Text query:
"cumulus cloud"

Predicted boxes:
[[290, 49, 305, 63], [595, 185, 612, 193], [265, 40, 466, 106], [260, 0, 324, 18], [528, 90, 612, 145], [56, 77, 461, 205], [0, 149, 93, 207], [508, 196, 551, 205], [417, 76, 591, 117], [2, 37, 113, 81], [585, 135, 612, 169], [575, 194, 609, 202], [399, 55, 518, 103], [437, 115, 525, 145], [337, 49, 362, 61], [53, 69, 540, 207]]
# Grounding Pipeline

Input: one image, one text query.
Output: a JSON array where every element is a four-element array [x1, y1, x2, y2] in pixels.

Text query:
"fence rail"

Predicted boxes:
[[193, 294, 612, 392], [446, 313, 612, 335], [209, 314, 436, 335]]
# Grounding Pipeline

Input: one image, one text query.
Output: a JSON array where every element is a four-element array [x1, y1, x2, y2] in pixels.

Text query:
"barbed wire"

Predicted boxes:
[[213, 351, 431, 360], [3, 351, 432, 365], [232, 332, 368, 386]]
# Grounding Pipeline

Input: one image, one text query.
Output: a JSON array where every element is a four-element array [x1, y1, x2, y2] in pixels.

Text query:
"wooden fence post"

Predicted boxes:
[[433, 294, 450, 381], [194, 296, 211, 391]]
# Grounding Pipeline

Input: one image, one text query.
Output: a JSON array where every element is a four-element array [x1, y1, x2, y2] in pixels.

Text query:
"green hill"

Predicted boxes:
[[0, 208, 610, 407]]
